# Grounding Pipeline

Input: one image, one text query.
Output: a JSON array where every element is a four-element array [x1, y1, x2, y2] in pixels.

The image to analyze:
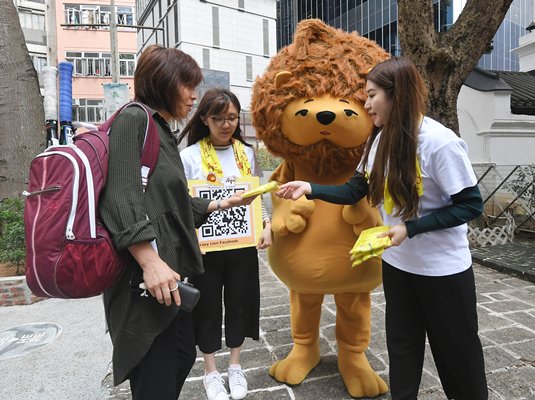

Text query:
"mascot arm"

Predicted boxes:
[[270, 162, 316, 236], [342, 198, 383, 236]]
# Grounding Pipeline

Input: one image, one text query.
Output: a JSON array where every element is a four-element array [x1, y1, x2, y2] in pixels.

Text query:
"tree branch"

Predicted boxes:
[[397, 0, 436, 59], [446, 0, 514, 74]]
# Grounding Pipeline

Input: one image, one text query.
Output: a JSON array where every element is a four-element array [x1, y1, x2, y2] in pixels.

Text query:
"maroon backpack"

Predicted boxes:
[[24, 102, 159, 298]]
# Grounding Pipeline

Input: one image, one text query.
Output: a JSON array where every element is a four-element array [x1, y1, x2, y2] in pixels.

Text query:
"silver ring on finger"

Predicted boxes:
[[169, 282, 179, 292]]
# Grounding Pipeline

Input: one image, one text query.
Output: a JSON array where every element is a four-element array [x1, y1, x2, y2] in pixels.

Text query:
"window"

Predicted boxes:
[[73, 99, 105, 123], [263, 19, 269, 57], [30, 54, 46, 73], [65, 52, 136, 77], [65, 6, 80, 25], [212, 7, 220, 48], [119, 54, 136, 77], [246, 56, 252, 82], [64, 4, 134, 29], [31, 55, 47, 73], [117, 7, 134, 26], [19, 10, 45, 30], [203, 48, 210, 69], [174, 2, 179, 43]]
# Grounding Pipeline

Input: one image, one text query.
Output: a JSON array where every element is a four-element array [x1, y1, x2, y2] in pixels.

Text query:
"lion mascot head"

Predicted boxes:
[[251, 19, 389, 178]]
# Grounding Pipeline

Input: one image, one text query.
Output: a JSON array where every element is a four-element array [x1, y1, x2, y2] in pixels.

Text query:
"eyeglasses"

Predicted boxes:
[[210, 116, 240, 126]]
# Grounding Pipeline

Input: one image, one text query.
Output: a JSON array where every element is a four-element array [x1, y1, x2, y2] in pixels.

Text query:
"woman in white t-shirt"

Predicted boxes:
[[275, 57, 487, 400], [178, 88, 272, 400]]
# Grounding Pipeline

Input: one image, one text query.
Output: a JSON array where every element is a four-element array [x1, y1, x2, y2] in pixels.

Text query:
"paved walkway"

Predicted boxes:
[[103, 248, 535, 400], [1, 241, 533, 399], [472, 240, 535, 284]]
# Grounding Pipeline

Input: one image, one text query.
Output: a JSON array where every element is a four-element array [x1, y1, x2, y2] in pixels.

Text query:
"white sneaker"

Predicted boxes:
[[228, 367, 248, 400], [203, 372, 229, 400]]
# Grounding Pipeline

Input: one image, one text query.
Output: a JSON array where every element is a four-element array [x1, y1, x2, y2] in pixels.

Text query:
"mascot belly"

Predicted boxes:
[[270, 197, 382, 295]]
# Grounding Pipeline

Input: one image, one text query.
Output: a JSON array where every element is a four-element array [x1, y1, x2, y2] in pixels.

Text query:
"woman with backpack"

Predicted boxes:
[[275, 56, 488, 400], [99, 45, 256, 400]]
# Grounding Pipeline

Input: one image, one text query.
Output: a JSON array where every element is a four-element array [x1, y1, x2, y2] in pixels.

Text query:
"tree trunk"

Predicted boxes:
[[0, 1, 46, 198], [398, 0, 514, 135]]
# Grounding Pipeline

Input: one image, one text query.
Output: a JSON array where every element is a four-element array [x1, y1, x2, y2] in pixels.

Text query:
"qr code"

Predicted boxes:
[[199, 186, 251, 238]]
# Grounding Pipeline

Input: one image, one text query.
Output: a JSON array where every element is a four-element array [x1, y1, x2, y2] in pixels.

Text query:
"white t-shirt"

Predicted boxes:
[[179, 141, 257, 180], [361, 116, 477, 276]]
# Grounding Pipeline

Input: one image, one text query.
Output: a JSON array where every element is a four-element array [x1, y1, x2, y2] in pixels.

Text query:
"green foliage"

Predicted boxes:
[[256, 147, 282, 171], [0, 197, 26, 272], [509, 165, 535, 210]]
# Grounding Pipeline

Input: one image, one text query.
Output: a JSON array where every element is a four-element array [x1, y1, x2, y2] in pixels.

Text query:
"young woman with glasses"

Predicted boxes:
[[179, 88, 272, 400]]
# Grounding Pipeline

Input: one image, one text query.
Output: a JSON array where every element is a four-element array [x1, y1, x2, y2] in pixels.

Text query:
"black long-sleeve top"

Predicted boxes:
[[307, 171, 483, 238]]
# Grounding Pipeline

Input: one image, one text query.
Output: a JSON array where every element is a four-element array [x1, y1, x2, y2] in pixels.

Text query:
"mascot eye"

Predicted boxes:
[[295, 109, 309, 117], [344, 109, 358, 117]]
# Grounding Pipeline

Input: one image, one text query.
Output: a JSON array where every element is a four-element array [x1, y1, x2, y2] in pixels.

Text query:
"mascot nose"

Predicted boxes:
[[316, 111, 336, 125]]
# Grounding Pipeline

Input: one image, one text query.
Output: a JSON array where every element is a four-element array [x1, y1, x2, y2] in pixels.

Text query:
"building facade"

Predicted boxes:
[[14, 0, 48, 87], [135, 0, 277, 110], [276, 0, 533, 72], [56, 0, 137, 123]]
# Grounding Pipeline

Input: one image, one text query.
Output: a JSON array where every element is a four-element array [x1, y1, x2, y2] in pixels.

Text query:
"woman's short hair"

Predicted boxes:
[[134, 44, 203, 119]]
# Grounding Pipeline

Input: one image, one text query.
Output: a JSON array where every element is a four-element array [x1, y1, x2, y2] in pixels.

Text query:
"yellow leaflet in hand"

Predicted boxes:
[[241, 181, 279, 198], [349, 226, 391, 267]]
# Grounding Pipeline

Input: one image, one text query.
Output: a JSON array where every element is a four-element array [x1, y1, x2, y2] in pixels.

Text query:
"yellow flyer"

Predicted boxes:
[[188, 176, 263, 252]]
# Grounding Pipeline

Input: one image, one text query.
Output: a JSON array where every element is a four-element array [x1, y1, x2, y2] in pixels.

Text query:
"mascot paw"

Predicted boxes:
[[338, 350, 388, 398], [342, 200, 382, 236], [269, 343, 321, 385], [286, 198, 315, 233], [272, 197, 316, 234]]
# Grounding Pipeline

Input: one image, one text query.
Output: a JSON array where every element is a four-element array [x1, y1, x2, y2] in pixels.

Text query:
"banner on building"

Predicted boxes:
[[103, 83, 130, 118]]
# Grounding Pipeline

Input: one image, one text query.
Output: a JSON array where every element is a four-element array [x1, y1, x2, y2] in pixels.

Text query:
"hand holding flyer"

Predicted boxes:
[[350, 226, 392, 267], [241, 181, 279, 198]]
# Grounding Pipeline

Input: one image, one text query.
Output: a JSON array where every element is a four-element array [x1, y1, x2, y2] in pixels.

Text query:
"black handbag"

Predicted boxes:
[[175, 280, 201, 313], [138, 280, 201, 313]]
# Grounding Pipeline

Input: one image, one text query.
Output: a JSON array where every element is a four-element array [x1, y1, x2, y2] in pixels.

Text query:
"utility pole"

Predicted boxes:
[[46, 0, 57, 66], [109, 0, 119, 83]]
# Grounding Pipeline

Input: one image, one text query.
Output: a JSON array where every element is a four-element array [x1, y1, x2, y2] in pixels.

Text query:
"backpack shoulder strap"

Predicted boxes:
[[101, 102, 160, 188], [125, 102, 159, 188]]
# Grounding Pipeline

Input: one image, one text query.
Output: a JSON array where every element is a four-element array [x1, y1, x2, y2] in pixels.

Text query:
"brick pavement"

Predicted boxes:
[[105, 250, 535, 400], [472, 240, 535, 284]]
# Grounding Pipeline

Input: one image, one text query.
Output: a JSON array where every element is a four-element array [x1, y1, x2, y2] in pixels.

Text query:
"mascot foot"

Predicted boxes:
[[338, 349, 388, 398], [269, 342, 321, 385]]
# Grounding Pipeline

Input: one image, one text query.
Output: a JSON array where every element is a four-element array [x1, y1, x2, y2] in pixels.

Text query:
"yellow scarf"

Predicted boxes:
[[199, 136, 252, 183], [383, 158, 424, 215]]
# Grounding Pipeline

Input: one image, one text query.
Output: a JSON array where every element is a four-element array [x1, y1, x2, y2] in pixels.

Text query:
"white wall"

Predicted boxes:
[[179, 0, 276, 109], [514, 30, 535, 72], [458, 85, 535, 165]]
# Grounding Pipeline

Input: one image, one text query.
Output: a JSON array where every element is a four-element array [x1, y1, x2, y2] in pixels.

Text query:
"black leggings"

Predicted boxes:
[[192, 247, 260, 354], [382, 261, 488, 400], [129, 311, 196, 400]]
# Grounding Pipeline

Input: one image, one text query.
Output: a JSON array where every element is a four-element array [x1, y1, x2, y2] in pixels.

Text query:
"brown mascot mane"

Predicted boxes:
[[251, 19, 389, 177]]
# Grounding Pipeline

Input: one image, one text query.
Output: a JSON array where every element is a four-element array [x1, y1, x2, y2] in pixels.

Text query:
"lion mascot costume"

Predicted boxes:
[[251, 19, 390, 398]]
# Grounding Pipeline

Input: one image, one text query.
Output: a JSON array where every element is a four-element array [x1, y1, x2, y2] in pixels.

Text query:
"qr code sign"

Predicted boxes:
[[202, 206, 249, 237], [200, 185, 251, 239], [189, 177, 261, 251]]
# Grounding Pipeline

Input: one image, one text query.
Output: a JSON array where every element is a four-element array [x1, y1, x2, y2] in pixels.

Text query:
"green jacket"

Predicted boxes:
[[99, 105, 210, 385]]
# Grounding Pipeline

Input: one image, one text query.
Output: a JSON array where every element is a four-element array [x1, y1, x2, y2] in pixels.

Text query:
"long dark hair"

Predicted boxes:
[[134, 44, 203, 120], [178, 88, 251, 147], [362, 56, 428, 220]]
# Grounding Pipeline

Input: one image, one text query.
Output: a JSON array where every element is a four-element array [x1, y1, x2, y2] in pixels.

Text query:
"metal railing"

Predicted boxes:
[[473, 163, 535, 233]]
